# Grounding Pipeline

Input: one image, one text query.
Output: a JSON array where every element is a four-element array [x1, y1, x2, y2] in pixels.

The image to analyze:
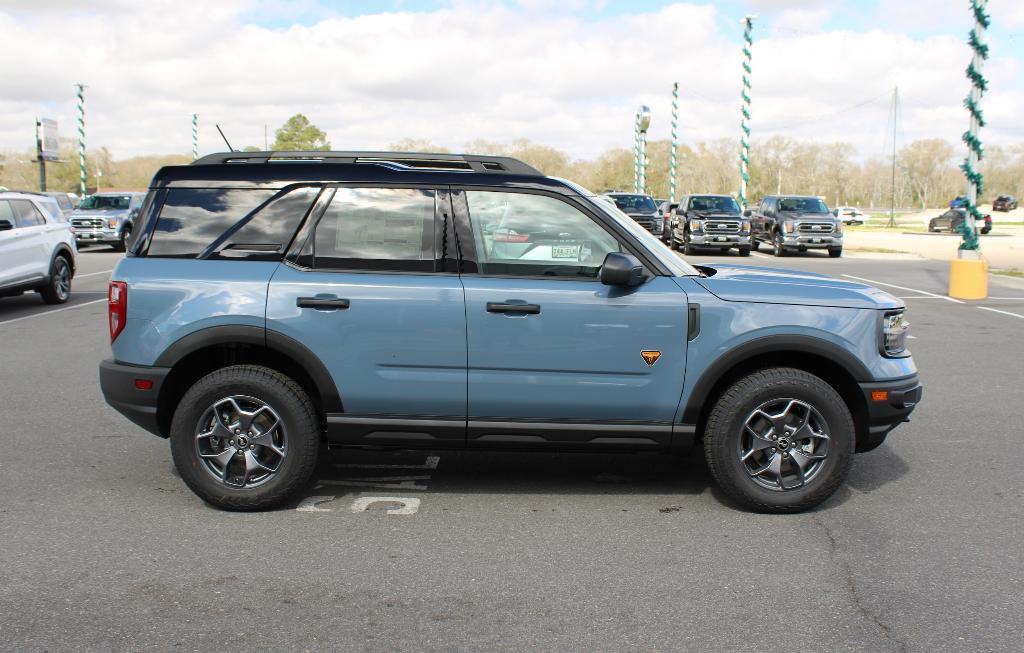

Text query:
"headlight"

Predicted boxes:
[[882, 311, 910, 357], [689, 219, 702, 231], [653, 219, 663, 230], [835, 221, 844, 233], [107, 218, 119, 229], [781, 219, 796, 233], [741, 220, 751, 232]]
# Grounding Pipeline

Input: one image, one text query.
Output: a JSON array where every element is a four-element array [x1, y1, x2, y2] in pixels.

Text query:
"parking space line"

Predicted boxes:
[[75, 269, 114, 278], [750, 252, 773, 259], [841, 274, 964, 304], [978, 306, 1024, 319], [0, 298, 107, 327]]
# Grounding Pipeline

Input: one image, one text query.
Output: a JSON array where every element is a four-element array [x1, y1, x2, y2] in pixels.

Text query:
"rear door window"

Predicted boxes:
[[147, 188, 275, 257], [305, 187, 436, 272], [0, 200, 15, 226], [10, 200, 47, 227], [209, 187, 321, 261]]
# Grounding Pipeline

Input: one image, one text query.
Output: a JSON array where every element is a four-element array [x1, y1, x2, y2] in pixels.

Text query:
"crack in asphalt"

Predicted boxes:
[[813, 514, 909, 653]]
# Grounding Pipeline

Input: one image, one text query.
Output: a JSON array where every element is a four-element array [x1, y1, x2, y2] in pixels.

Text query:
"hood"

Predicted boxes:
[[695, 264, 902, 310], [692, 212, 741, 219], [72, 208, 130, 218], [779, 212, 836, 222]]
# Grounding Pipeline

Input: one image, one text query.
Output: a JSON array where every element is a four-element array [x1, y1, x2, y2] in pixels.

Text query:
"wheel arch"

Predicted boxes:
[[50, 243, 76, 277], [683, 335, 871, 451], [153, 325, 341, 438]]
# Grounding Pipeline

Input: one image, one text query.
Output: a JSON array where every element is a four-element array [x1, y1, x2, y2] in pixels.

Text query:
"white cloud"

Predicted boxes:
[[0, 1, 1019, 162]]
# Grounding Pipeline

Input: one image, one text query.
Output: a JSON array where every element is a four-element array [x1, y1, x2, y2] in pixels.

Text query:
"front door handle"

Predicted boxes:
[[297, 297, 350, 310], [487, 302, 540, 315]]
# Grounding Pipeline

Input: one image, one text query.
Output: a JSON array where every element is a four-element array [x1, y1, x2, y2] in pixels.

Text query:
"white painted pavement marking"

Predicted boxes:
[[841, 274, 965, 304], [750, 252, 773, 259], [75, 269, 114, 278], [0, 298, 107, 327], [895, 295, 947, 299], [296, 496, 337, 512], [978, 306, 1024, 320], [350, 496, 420, 515]]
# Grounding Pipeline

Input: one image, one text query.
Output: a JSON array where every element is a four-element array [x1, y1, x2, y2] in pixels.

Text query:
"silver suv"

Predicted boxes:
[[0, 191, 77, 304], [70, 192, 145, 251]]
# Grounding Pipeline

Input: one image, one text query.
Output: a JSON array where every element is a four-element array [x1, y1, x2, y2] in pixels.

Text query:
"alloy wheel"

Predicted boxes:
[[194, 395, 287, 488], [739, 398, 830, 491]]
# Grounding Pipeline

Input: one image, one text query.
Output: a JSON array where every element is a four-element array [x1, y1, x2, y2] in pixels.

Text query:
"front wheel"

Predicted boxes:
[[170, 365, 320, 510], [703, 368, 855, 513], [980, 226, 991, 235], [828, 247, 843, 258], [113, 225, 131, 253], [683, 239, 694, 256], [772, 233, 788, 257], [737, 246, 751, 257], [750, 239, 760, 252]]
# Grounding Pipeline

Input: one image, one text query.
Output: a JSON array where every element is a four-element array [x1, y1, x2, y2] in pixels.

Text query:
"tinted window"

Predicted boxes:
[[687, 196, 740, 213], [466, 190, 620, 278], [211, 187, 320, 261], [310, 188, 435, 271], [10, 200, 46, 227], [79, 195, 131, 210], [609, 194, 657, 213], [148, 188, 276, 257], [778, 197, 829, 213], [0, 200, 14, 225]]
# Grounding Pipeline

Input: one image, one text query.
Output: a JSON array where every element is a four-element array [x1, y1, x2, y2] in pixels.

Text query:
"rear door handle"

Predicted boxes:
[[487, 302, 540, 315], [297, 297, 350, 310]]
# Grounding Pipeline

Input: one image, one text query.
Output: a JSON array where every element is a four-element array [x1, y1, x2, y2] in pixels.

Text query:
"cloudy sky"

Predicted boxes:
[[1, 0, 1021, 161]]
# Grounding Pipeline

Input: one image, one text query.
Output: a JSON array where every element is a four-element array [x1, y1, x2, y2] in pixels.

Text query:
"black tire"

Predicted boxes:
[[170, 365, 320, 511], [928, 221, 938, 232], [703, 368, 855, 513], [980, 226, 991, 235], [113, 225, 131, 253], [772, 232, 787, 257], [828, 247, 843, 258], [738, 246, 751, 257], [683, 239, 694, 256], [39, 254, 71, 304], [750, 239, 760, 252], [669, 236, 679, 251]]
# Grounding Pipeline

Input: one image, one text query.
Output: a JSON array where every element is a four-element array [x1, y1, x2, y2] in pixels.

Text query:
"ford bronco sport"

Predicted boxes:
[[99, 151, 920, 513]]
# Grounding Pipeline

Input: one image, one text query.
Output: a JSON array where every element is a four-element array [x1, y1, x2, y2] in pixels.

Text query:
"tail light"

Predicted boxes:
[[493, 230, 530, 243], [109, 281, 127, 342]]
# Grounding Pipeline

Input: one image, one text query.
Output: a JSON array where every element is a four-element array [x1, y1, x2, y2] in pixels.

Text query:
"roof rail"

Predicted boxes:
[[190, 151, 544, 176]]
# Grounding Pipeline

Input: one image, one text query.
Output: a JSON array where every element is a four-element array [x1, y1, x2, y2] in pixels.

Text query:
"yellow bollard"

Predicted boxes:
[[948, 257, 988, 300]]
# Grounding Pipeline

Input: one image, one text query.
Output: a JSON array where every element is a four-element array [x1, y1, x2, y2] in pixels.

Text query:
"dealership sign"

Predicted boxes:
[[39, 118, 60, 161]]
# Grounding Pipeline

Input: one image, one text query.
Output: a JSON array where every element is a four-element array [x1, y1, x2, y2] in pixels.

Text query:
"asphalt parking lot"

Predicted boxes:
[[2, 245, 1023, 652]]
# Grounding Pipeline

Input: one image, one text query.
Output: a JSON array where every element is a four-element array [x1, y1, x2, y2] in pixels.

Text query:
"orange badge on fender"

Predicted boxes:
[[641, 350, 661, 366]]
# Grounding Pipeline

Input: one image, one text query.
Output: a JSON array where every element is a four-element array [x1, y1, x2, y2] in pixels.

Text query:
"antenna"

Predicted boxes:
[[215, 124, 235, 152]]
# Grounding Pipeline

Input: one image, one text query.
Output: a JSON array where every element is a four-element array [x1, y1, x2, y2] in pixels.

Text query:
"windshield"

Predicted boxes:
[[688, 196, 739, 213], [583, 196, 698, 277], [778, 197, 829, 214], [609, 194, 657, 214], [79, 195, 131, 210]]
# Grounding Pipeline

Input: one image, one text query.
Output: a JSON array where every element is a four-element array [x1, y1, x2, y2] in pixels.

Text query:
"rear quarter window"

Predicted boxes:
[[146, 188, 276, 257]]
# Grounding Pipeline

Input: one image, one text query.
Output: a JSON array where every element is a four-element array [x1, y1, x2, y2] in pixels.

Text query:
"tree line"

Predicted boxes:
[[2, 113, 1020, 208]]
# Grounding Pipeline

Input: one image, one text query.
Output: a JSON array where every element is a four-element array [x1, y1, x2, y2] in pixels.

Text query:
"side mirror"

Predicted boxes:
[[600, 252, 646, 287], [0, 218, 13, 232], [742, 209, 752, 217]]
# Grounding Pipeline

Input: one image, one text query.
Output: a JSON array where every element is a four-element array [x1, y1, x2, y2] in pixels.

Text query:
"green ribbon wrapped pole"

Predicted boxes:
[[738, 16, 755, 209], [958, 0, 989, 252]]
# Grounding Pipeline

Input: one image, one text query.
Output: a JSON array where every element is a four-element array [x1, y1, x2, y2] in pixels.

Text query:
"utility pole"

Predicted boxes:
[[669, 82, 679, 204], [35, 119, 46, 192], [75, 83, 87, 197], [887, 87, 899, 228], [738, 15, 756, 209]]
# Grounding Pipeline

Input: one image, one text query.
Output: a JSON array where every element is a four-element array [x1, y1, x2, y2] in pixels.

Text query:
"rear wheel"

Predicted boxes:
[[703, 367, 854, 513], [828, 247, 843, 258], [39, 255, 71, 304], [170, 365, 320, 510]]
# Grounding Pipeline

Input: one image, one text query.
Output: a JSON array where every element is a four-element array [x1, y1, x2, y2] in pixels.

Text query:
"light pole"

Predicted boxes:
[[738, 15, 755, 209], [637, 105, 651, 195], [949, 0, 990, 299], [669, 82, 679, 204]]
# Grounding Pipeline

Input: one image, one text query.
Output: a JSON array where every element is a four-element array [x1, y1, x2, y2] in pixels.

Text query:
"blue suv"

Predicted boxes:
[[99, 151, 921, 513]]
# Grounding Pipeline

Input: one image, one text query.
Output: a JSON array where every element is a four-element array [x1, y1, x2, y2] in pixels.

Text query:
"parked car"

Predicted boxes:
[[0, 191, 77, 304], [69, 191, 146, 251], [750, 195, 844, 257], [992, 195, 1018, 212], [603, 192, 662, 236], [949, 195, 968, 209], [656, 200, 678, 243], [42, 191, 75, 220], [833, 206, 865, 226], [670, 194, 750, 256], [99, 150, 920, 514], [928, 208, 991, 234]]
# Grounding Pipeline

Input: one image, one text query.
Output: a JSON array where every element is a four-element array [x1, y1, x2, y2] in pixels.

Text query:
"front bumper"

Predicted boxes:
[[75, 229, 120, 244], [691, 233, 750, 247], [99, 358, 171, 437], [856, 374, 922, 451], [781, 233, 843, 248]]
